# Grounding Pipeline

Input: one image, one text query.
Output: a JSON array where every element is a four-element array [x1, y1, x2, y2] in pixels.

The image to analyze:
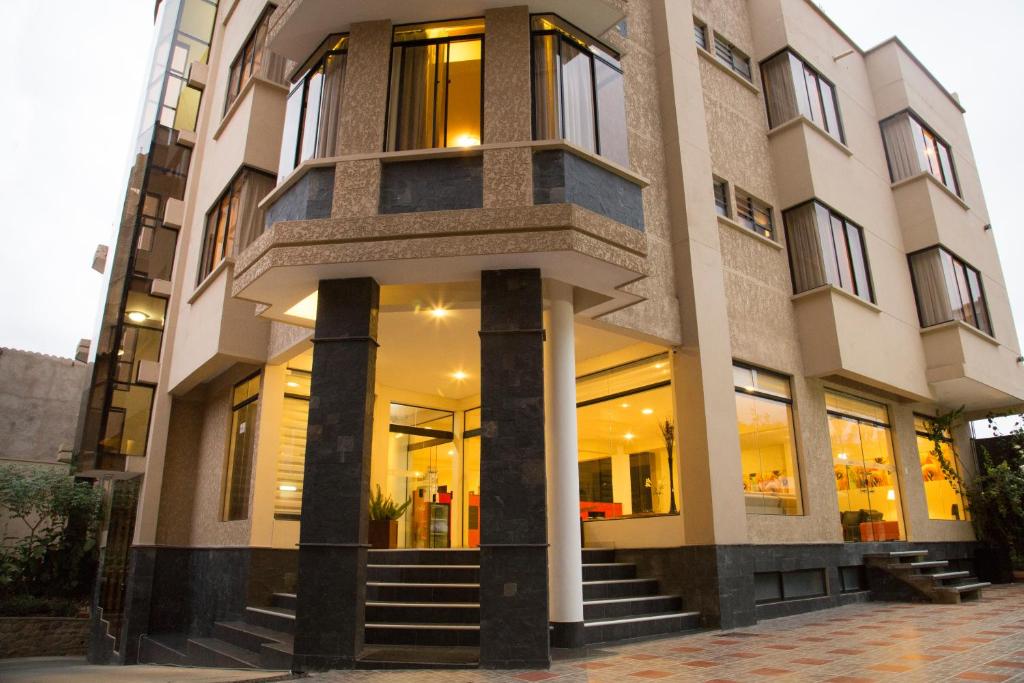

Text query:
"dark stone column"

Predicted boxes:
[[292, 278, 379, 672], [479, 269, 550, 669]]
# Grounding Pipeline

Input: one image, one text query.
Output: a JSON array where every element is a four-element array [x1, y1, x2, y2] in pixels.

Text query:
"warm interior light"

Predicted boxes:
[[279, 484, 298, 492], [286, 381, 300, 388], [837, 452, 848, 461], [620, 403, 630, 409], [887, 489, 896, 501], [642, 408, 654, 415], [448, 449, 456, 456], [655, 363, 665, 369], [624, 432, 635, 441], [453, 133, 480, 147], [452, 370, 468, 381], [286, 291, 318, 320], [430, 306, 449, 319], [117, 349, 125, 357], [127, 310, 149, 323]]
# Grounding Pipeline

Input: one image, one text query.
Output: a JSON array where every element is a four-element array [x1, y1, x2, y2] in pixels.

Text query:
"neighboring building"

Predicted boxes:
[[76, 0, 1024, 672], [0, 348, 90, 542]]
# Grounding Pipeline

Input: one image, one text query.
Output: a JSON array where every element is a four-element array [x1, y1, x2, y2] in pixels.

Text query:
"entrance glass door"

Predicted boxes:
[[462, 408, 481, 547]]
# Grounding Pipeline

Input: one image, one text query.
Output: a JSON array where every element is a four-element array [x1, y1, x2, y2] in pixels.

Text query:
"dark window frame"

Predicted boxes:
[[197, 165, 276, 284], [222, 371, 262, 521], [879, 108, 962, 198], [693, 17, 708, 50], [713, 32, 752, 81], [713, 176, 729, 217], [224, 4, 277, 114], [907, 244, 993, 336], [734, 187, 775, 239], [759, 47, 846, 144]]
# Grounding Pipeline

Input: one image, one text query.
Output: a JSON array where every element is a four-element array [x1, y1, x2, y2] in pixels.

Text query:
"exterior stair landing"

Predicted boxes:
[[865, 549, 990, 604]]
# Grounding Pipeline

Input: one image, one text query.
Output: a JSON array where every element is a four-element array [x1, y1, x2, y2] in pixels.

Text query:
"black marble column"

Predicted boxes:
[[479, 269, 550, 669], [292, 278, 379, 672]]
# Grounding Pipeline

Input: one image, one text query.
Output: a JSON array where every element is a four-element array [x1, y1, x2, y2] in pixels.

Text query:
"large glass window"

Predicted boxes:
[[278, 35, 349, 179], [880, 111, 960, 197], [197, 168, 276, 282], [462, 407, 481, 548], [915, 416, 969, 521], [909, 246, 992, 335], [784, 200, 873, 302], [224, 5, 287, 113], [274, 367, 310, 519], [223, 373, 260, 521], [385, 20, 484, 152], [826, 391, 904, 542], [761, 49, 844, 143], [531, 14, 629, 167], [577, 354, 675, 519], [734, 364, 802, 515]]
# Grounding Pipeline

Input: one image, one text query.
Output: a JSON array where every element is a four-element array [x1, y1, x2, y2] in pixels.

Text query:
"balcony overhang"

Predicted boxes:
[[269, 0, 626, 62], [920, 321, 1024, 413]]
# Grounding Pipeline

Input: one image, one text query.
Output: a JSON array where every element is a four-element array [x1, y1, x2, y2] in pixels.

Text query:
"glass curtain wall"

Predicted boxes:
[[576, 354, 675, 520], [531, 14, 628, 166], [826, 391, 904, 542], [462, 408, 481, 547], [278, 35, 349, 179], [733, 364, 802, 515], [386, 19, 484, 152], [915, 416, 969, 521]]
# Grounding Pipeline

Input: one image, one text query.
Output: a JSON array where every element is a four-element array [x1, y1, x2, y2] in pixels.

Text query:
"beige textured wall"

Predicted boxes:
[[155, 396, 203, 545]]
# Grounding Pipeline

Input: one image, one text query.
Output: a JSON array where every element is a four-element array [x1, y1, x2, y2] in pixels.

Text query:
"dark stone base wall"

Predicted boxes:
[[615, 541, 980, 629]]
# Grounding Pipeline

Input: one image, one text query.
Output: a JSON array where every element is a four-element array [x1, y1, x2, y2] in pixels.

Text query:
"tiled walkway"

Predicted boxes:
[[312, 583, 1024, 682]]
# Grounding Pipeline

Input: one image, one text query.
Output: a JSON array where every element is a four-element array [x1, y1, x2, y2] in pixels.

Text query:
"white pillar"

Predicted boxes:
[[544, 280, 585, 647]]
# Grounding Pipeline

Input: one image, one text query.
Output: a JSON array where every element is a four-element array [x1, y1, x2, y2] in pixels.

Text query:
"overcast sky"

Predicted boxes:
[[0, 1, 1021, 366]]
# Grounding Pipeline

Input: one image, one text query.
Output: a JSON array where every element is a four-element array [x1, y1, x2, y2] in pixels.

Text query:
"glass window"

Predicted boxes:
[[713, 177, 729, 217], [462, 407, 481, 548], [197, 168, 276, 282], [880, 111, 960, 196], [577, 354, 675, 520], [761, 50, 844, 143], [386, 20, 484, 152], [735, 188, 774, 239], [278, 35, 348, 179], [223, 373, 260, 521], [693, 20, 707, 50], [275, 367, 310, 518], [531, 14, 629, 167], [908, 246, 992, 335], [915, 416, 969, 521], [714, 34, 751, 80], [826, 391, 903, 542], [784, 200, 873, 302], [224, 5, 287, 112], [734, 364, 802, 515]]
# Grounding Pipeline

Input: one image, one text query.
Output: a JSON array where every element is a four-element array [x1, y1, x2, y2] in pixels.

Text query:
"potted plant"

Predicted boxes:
[[368, 485, 411, 549]]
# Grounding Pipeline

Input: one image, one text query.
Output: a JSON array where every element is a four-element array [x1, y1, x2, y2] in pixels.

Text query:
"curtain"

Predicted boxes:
[[532, 35, 561, 140], [234, 171, 276, 256], [316, 52, 347, 158], [560, 41, 596, 153], [909, 249, 952, 326], [881, 113, 923, 182], [784, 202, 827, 293], [595, 59, 628, 166], [762, 51, 798, 126], [393, 45, 436, 151]]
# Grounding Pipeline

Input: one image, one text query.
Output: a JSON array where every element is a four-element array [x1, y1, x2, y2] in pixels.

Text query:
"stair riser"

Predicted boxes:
[[582, 564, 637, 581], [584, 614, 699, 645], [261, 644, 295, 670], [186, 639, 257, 669], [584, 596, 682, 620], [213, 622, 274, 652], [369, 550, 480, 565], [366, 627, 480, 647], [367, 585, 479, 602], [584, 580, 659, 600], [582, 549, 616, 564], [245, 609, 296, 634], [368, 566, 480, 583], [272, 593, 297, 610], [366, 604, 479, 624], [138, 637, 189, 667]]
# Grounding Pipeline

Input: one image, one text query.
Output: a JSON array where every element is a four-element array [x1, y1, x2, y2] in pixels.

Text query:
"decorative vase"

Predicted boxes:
[[368, 519, 398, 549]]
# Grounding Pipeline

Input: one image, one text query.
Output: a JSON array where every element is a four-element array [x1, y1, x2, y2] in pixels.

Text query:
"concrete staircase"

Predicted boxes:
[[865, 549, 990, 604]]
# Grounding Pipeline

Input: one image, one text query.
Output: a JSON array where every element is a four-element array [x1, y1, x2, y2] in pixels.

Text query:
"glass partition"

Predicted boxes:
[[915, 415, 969, 521], [462, 407, 481, 547]]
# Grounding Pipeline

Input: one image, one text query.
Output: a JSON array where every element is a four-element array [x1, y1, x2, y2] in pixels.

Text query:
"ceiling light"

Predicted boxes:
[[620, 403, 630, 409], [453, 133, 480, 147], [642, 408, 654, 415], [286, 381, 300, 388], [279, 484, 297, 492], [887, 489, 896, 501], [624, 432, 635, 441], [655, 363, 664, 369], [126, 310, 148, 323], [452, 370, 468, 381], [448, 449, 456, 456], [430, 307, 448, 319], [837, 452, 848, 461], [117, 349, 125, 357]]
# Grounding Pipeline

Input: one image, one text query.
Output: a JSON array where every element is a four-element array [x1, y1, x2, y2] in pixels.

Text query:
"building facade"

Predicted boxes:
[[78, 0, 1024, 671]]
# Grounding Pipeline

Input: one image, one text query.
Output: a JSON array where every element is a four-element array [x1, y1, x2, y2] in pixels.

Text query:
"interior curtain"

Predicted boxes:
[[316, 52, 347, 158], [762, 51, 798, 125], [560, 41, 596, 152], [881, 114, 921, 182], [234, 172, 275, 256], [909, 249, 952, 326], [532, 35, 561, 140], [396, 45, 435, 150], [784, 202, 827, 293]]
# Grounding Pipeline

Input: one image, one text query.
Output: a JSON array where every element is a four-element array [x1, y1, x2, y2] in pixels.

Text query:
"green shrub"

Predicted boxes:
[[0, 594, 82, 618]]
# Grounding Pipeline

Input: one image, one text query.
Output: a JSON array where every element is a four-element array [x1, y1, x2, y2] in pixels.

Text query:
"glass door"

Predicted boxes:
[[462, 408, 481, 547]]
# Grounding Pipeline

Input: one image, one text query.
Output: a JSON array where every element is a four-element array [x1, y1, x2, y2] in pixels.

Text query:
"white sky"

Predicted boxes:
[[0, 1, 1021, 366]]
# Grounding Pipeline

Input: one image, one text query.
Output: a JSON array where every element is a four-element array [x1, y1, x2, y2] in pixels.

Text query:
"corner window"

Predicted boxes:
[[198, 168, 276, 282], [734, 364, 803, 516], [223, 373, 260, 521], [224, 5, 286, 113], [761, 49, 844, 143], [735, 188, 774, 239], [908, 246, 992, 335], [713, 177, 729, 217], [531, 14, 629, 167], [693, 19, 707, 50], [915, 416, 969, 521], [278, 34, 349, 179], [784, 200, 873, 302], [880, 111, 960, 197], [713, 33, 751, 81], [385, 19, 484, 152]]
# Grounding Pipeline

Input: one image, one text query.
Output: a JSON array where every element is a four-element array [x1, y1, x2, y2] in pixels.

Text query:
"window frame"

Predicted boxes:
[[734, 187, 775, 240], [222, 371, 261, 521], [712, 32, 752, 81], [383, 18, 486, 152], [879, 108, 961, 197], [713, 176, 730, 217], [529, 13, 627, 164], [224, 4, 277, 114], [693, 17, 708, 51], [783, 198, 875, 303], [913, 413, 970, 521], [907, 244, 993, 336], [197, 165, 276, 284], [760, 47, 845, 144]]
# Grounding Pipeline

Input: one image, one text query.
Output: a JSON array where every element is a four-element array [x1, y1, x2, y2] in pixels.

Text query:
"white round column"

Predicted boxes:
[[545, 280, 585, 647]]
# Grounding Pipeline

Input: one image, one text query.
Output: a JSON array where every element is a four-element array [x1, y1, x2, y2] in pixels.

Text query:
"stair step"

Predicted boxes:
[[908, 560, 949, 569], [186, 636, 262, 669], [271, 592, 296, 610], [368, 549, 479, 565], [582, 562, 637, 580], [213, 620, 291, 653], [366, 601, 479, 624], [866, 550, 929, 559], [245, 606, 296, 634], [260, 640, 294, 670], [928, 571, 971, 582], [582, 548, 617, 564], [937, 581, 991, 593], [368, 565, 480, 582], [357, 645, 479, 669], [583, 611, 700, 645], [367, 582, 479, 603], [138, 634, 190, 667], [365, 622, 480, 647], [583, 577, 660, 599], [584, 594, 683, 620]]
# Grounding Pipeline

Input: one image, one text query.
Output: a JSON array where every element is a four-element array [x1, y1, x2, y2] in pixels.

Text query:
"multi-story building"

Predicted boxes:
[[77, 0, 1024, 672]]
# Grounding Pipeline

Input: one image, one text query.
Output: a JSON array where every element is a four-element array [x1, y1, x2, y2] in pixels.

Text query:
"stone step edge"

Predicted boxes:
[[584, 611, 699, 628]]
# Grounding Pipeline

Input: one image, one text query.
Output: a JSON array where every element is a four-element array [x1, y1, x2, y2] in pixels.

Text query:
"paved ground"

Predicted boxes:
[[0, 656, 291, 683], [309, 583, 1024, 682]]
